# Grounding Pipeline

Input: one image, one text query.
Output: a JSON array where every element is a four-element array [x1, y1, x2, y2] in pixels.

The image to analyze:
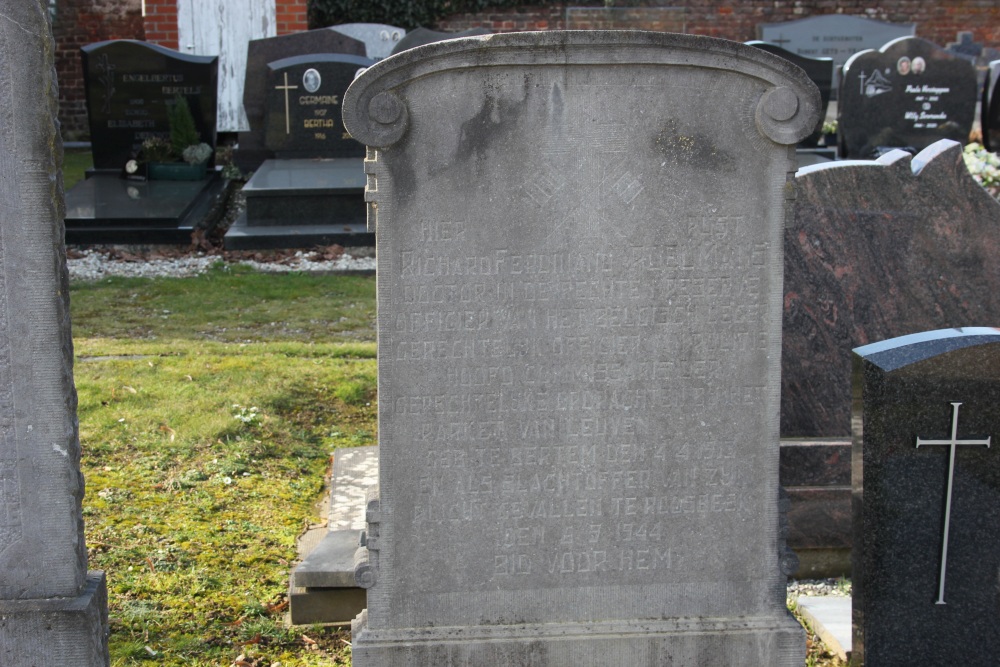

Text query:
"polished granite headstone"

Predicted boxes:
[[852, 328, 1000, 666], [982, 60, 1000, 153], [782, 140, 1000, 437], [236, 28, 366, 172], [838, 37, 977, 158], [747, 41, 833, 147], [331, 23, 406, 61], [264, 54, 372, 159], [388, 27, 491, 56], [82, 40, 217, 170], [343, 31, 820, 664], [759, 15, 914, 91], [0, 3, 108, 663]]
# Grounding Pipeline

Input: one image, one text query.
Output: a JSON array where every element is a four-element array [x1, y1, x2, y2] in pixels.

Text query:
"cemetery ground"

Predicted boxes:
[[69, 263, 846, 666]]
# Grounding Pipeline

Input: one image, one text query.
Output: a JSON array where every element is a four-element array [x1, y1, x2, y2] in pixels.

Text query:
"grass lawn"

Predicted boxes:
[[72, 266, 376, 666], [64, 147, 93, 190]]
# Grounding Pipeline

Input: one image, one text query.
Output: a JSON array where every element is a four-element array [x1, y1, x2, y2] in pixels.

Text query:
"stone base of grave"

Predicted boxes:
[[351, 611, 804, 666], [0, 571, 110, 666]]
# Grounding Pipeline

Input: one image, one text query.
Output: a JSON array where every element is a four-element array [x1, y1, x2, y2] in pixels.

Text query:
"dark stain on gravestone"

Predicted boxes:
[[654, 118, 733, 172]]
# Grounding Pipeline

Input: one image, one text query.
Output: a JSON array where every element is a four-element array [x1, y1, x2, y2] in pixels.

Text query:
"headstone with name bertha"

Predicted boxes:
[[852, 329, 1000, 665], [343, 31, 820, 665], [0, 2, 109, 663]]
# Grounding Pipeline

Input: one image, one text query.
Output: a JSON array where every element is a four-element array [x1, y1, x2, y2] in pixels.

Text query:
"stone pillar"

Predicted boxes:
[[0, 2, 109, 664]]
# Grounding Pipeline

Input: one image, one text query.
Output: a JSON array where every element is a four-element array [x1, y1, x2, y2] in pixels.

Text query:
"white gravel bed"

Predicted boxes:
[[787, 578, 851, 598], [66, 248, 376, 282]]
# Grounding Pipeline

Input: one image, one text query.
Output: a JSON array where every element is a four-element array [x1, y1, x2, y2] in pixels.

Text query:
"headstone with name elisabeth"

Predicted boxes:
[[759, 15, 914, 90], [331, 23, 406, 61], [838, 37, 977, 159], [852, 328, 1000, 666], [343, 31, 820, 664], [81, 40, 218, 170], [0, 2, 109, 663], [236, 28, 366, 172], [783, 140, 1000, 438]]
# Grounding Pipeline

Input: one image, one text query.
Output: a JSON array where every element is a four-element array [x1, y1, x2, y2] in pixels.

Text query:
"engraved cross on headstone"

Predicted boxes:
[[275, 72, 298, 135], [915, 402, 991, 604]]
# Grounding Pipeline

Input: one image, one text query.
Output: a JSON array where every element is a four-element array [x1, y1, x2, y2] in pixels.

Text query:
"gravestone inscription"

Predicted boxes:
[[852, 328, 1000, 666], [81, 40, 217, 170], [838, 37, 977, 158], [0, 2, 109, 663], [264, 54, 372, 159], [783, 139, 1000, 437], [343, 31, 820, 664], [237, 29, 366, 171]]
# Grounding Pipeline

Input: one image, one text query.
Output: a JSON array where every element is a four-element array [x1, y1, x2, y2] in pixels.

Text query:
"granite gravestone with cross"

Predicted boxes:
[[0, 2, 109, 663], [852, 328, 1000, 666], [343, 31, 820, 664], [838, 37, 978, 158]]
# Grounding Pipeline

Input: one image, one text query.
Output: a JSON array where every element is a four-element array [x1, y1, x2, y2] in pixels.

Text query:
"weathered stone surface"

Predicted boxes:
[[838, 37, 978, 158], [746, 41, 832, 146], [0, 1, 109, 663], [344, 31, 820, 664], [782, 139, 1000, 437], [852, 328, 1000, 665]]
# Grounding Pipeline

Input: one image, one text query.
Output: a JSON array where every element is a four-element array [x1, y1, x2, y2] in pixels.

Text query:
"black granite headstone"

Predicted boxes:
[[263, 54, 372, 159], [852, 328, 1000, 666], [747, 41, 832, 146], [237, 28, 366, 171], [982, 60, 1000, 153], [81, 40, 217, 170], [838, 37, 977, 158]]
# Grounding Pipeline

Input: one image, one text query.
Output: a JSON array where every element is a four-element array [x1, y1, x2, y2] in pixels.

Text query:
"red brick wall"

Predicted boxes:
[[276, 0, 309, 35], [142, 0, 179, 49], [435, 2, 1000, 53]]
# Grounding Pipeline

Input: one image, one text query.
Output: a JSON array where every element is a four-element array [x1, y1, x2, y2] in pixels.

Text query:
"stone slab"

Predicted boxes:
[[288, 584, 366, 626], [344, 31, 819, 664], [64, 172, 225, 244], [783, 140, 1000, 437], [796, 595, 851, 662], [294, 530, 363, 588]]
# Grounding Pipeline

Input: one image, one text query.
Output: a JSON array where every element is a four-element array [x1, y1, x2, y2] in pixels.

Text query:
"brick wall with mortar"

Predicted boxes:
[[53, 0, 144, 141]]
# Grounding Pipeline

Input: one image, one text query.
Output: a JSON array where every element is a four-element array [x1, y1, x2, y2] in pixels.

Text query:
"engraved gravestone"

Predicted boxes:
[[342, 31, 820, 664], [0, 1, 109, 663], [81, 40, 218, 170], [264, 54, 372, 159], [838, 37, 978, 158], [852, 328, 1000, 666]]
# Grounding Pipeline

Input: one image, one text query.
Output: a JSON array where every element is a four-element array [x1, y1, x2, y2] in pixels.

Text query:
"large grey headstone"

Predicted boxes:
[[342, 31, 820, 664], [760, 15, 915, 91], [852, 329, 1000, 665], [0, 2, 109, 664], [330, 23, 406, 61]]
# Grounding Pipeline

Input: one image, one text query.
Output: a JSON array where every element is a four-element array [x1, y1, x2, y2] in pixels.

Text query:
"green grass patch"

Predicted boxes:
[[72, 271, 375, 665], [64, 147, 93, 190]]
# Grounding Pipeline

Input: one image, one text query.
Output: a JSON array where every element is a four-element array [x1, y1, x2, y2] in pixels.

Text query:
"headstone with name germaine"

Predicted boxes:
[[852, 328, 1000, 666], [838, 37, 978, 158], [81, 40, 218, 170], [0, 2, 109, 663], [343, 31, 820, 664]]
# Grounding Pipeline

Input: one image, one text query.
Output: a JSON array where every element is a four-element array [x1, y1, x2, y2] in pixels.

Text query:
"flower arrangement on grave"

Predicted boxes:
[[137, 96, 212, 181], [963, 142, 1000, 200]]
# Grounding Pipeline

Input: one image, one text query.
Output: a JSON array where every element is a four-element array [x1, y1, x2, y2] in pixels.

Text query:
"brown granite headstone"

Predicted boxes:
[[782, 139, 1000, 437]]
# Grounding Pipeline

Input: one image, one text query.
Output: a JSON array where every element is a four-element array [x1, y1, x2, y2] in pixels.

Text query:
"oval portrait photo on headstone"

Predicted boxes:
[[302, 68, 321, 93]]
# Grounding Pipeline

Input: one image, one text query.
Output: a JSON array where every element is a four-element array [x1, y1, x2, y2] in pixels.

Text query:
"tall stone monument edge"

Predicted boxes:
[[343, 31, 820, 665], [0, 2, 109, 664]]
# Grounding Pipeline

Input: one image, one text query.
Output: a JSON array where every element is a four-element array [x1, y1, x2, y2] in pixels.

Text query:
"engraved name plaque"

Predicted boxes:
[[343, 31, 820, 665]]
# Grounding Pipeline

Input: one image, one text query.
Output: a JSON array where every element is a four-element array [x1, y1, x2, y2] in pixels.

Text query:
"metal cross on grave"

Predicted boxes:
[[915, 402, 991, 605], [275, 72, 299, 135]]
